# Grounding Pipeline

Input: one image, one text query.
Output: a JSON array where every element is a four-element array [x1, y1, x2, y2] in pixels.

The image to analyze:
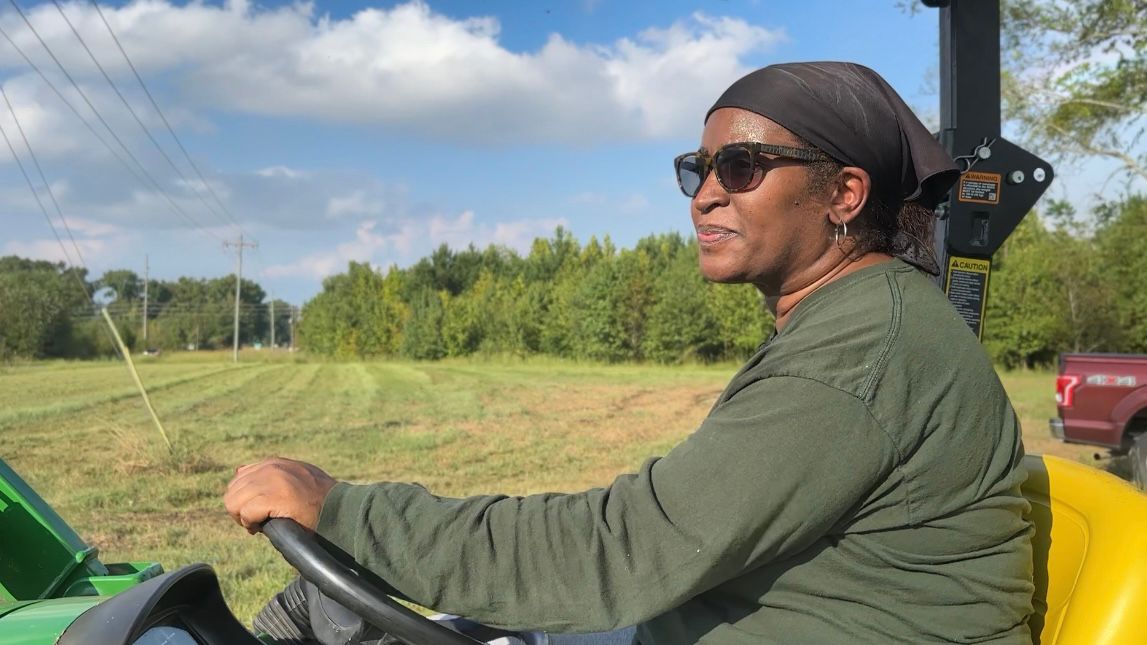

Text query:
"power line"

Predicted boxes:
[[88, 298, 288, 309], [0, 96, 126, 357], [73, 303, 296, 330], [51, 0, 238, 235], [0, 20, 148, 189], [88, 0, 244, 232], [86, 302, 277, 312], [5, 0, 225, 242], [85, 303, 279, 315], [69, 307, 289, 325], [0, 84, 86, 269], [80, 298, 292, 310], [0, 2, 278, 360], [0, 18, 223, 245], [0, 115, 80, 286]]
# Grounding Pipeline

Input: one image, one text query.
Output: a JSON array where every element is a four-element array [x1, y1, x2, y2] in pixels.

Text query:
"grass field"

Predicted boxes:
[[0, 352, 1104, 625]]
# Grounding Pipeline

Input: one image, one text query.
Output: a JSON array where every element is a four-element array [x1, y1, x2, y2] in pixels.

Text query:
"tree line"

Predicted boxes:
[[0, 260, 292, 360], [3, 194, 1145, 366], [298, 229, 770, 363], [986, 195, 1147, 367]]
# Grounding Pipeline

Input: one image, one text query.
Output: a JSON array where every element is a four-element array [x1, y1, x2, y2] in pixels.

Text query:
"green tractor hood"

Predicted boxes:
[[0, 597, 104, 645], [0, 458, 161, 638]]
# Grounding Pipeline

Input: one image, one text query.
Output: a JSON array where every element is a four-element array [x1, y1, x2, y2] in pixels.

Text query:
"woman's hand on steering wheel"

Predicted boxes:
[[224, 457, 338, 534]]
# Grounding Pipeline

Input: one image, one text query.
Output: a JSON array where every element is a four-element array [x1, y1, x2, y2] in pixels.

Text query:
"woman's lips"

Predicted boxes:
[[696, 225, 737, 246]]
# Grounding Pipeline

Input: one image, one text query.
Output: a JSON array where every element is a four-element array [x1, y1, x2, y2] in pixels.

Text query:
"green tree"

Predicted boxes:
[[613, 248, 656, 359], [297, 262, 400, 358], [401, 288, 446, 360], [985, 216, 1061, 367], [1001, 0, 1147, 184], [644, 251, 720, 363], [441, 273, 488, 357], [537, 250, 583, 358], [983, 213, 1118, 367], [1095, 195, 1147, 351], [708, 282, 772, 360], [0, 257, 91, 359], [377, 269, 410, 355], [568, 260, 630, 362], [297, 276, 344, 356], [501, 275, 544, 356], [97, 269, 142, 303], [261, 298, 295, 348], [523, 226, 580, 283]]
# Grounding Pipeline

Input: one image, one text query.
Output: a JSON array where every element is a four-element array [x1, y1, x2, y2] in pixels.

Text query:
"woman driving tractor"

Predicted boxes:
[[225, 61, 1034, 644]]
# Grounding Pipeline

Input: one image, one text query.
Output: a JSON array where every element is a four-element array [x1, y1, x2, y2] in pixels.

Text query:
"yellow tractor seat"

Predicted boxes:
[[1023, 454, 1147, 644]]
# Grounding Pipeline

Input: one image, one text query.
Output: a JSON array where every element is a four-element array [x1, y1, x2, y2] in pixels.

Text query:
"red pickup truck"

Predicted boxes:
[[1051, 353, 1147, 489]]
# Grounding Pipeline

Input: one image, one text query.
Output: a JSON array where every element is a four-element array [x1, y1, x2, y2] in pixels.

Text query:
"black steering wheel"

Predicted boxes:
[[261, 518, 483, 645]]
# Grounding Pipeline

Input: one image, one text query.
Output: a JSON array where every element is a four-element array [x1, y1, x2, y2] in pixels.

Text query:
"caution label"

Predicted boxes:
[[957, 171, 1001, 205], [945, 256, 991, 339]]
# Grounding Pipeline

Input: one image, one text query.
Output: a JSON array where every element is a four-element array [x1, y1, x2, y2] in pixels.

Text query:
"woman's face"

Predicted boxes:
[[690, 108, 832, 294]]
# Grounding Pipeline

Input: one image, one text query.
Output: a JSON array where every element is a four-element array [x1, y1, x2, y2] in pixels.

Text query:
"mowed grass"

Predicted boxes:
[[0, 352, 1102, 624]]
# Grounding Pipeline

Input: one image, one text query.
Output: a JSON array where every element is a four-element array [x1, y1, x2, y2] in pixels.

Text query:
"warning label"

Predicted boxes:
[[957, 171, 1001, 205], [946, 256, 991, 339]]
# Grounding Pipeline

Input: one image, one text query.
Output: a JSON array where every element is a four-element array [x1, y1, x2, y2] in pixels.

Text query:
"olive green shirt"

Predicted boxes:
[[317, 259, 1034, 643]]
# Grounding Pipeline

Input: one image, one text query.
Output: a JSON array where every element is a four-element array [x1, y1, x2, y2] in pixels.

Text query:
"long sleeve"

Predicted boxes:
[[315, 376, 897, 633]]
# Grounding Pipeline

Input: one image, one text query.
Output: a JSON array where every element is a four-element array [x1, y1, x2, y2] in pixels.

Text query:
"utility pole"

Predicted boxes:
[[141, 254, 149, 346], [223, 234, 258, 363], [269, 295, 275, 351]]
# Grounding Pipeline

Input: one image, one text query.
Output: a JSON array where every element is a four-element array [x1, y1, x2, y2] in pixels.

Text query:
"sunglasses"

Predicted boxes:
[[674, 142, 827, 197]]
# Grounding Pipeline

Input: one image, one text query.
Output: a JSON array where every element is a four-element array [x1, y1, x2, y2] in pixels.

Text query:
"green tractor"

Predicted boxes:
[[0, 457, 545, 645]]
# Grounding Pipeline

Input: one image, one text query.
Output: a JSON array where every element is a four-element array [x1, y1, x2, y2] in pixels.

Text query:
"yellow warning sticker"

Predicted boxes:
[[945, 256, 991, 339], [949, 257, 990, 273], [957, 171, 1001, 205]]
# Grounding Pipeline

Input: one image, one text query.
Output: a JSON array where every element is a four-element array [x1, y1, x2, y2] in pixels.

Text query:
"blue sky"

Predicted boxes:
[[0, 0, 1094, 304]]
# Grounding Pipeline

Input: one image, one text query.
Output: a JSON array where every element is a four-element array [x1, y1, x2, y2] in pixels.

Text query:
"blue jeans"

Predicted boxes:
[[548, 627, 637, 644]]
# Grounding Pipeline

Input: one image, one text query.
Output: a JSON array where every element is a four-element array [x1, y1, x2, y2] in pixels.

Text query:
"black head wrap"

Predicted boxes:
[[706, 61, 958, 209]]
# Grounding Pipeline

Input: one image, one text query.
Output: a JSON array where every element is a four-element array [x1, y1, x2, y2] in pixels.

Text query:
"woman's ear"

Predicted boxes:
[[828, 166, 871, 226]]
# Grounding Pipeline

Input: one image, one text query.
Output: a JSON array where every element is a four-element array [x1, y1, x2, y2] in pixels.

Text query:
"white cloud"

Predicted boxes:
[[263, 219, 389, 279], [174, 176, 226, 198], [263, 210, 568, 280], [5, 237, 103, 262], [422, 210, 568, 253], [4, 215, 133, 266], [0, 76, 110, 161], [570, 192, 607, 205], [51, 214, 120, 237], [89, 185, 232, 235], [257, 165, 306, 179], [262, 218, 403, 279], [570, 191, 649, 213], [325, 189, 385, 219], [427, 209, 478, 244], [9, 164, 396, 235], [489, 217, 569, 249], [620, 194, 649, 213], [0, 1, 785, 144]]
